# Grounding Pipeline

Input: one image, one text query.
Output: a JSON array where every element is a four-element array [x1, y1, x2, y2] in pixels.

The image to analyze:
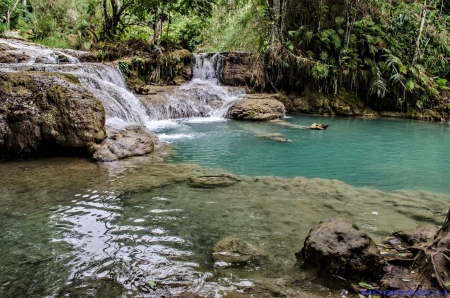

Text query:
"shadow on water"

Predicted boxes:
[[1, 144, 449, 297]]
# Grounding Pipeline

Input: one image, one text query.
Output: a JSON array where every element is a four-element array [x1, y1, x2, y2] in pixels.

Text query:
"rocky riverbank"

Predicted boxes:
[[0, 38, 160, 161], [0, 72, 106, 158]]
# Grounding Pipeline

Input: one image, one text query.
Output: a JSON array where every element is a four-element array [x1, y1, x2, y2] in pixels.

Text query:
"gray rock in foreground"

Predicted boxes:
[[297, 217, 384, 280]]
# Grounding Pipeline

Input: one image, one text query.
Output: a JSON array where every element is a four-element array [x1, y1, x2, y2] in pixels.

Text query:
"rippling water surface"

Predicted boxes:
[[161, 115, 450, 194], [1, 115, 449, 298]]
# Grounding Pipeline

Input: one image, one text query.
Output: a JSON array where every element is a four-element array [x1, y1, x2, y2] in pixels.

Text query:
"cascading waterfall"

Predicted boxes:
[[145, 53, 245, 120], [1, 39, 245, 131], [0, 39, 151, 129]]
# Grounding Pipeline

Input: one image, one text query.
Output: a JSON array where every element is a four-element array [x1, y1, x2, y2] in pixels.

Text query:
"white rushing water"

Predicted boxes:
[[145, 53, 245, 122], [0, 39, 244, 132]]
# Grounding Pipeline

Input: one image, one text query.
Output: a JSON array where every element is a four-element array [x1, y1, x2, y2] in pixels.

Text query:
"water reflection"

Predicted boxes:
[[52, 189, 211, 297], [1, 153, 449, 297]]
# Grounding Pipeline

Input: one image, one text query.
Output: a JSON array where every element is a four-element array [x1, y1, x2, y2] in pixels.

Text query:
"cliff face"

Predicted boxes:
[[0, 72, 106, 159]]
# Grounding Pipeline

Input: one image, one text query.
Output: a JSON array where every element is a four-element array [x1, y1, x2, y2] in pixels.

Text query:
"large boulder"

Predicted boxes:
[[92, 126, 158, 162], [297, 217, 384, 280], [0, 72, 106, 159], [227, 94, 285, 121]]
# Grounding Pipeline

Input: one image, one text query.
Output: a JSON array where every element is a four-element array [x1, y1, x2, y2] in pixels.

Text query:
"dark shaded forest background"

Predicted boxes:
[[1, 0, 450, 110]]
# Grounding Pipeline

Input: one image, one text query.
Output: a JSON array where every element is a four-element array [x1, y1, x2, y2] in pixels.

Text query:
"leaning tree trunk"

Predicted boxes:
[[412, 208, 450, 290], [412, 0, 428, 65], [7, 0, 21, 30]]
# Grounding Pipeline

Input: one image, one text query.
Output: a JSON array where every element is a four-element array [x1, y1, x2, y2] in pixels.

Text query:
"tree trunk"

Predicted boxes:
[[412, 0, 428, 65], [102, 0, 124, 40], [7, 0, 21, 30]]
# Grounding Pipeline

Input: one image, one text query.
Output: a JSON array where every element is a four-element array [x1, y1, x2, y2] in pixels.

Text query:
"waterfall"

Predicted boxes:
[[1, 39, 245, 131], [145, 53, 245, 120], [0, 39, 151, 128]]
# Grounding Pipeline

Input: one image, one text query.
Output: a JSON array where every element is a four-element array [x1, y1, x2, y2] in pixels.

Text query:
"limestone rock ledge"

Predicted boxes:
[[92, 126, 158, 162], [0, 72, 106, 159], [227, 94, 285, 121]]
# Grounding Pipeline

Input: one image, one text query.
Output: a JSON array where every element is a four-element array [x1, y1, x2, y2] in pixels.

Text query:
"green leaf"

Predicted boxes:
[[406, 79, 415, 91], [331, 274, 348, 282], [444, 281, 450, 287], [358, 282, 376, 289]]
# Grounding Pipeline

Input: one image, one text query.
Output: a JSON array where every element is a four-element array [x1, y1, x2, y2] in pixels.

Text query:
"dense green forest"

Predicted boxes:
[[1, 0, 450, 110]]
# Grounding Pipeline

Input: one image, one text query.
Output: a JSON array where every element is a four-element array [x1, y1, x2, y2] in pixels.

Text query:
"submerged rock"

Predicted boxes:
[[227, 94, 285, 121], [259, 133, 292, 143], [297, 217, 383, 280], [212, 237, 264, 266], [309, 123, 329, 130], [0, 72, 106, 159], [92, 126, 158, 162], [189, 174, 241, 188]]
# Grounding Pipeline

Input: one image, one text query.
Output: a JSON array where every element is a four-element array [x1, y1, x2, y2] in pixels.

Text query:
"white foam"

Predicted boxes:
[[183, 117, 227, 123], [145, 120, 181, 131], [158, 133, 198, 141]]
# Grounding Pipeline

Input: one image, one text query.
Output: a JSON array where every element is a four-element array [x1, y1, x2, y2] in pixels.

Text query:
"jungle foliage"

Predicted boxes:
[[1, 0, 450, 110], [201, 0, 450, 110]]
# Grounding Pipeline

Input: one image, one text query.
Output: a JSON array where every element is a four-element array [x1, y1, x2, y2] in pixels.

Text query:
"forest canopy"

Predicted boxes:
[[1, 0, 450, 109]]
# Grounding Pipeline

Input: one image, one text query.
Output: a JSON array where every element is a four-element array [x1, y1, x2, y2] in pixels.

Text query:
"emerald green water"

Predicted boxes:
[[160, 115, 450, 194], [1, 115, 450, 298]]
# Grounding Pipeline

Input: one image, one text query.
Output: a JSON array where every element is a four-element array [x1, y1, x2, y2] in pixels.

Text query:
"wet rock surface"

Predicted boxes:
[[189, 174, 241, 188], [298, 217, 384, 280], [212, 237, 264, 266], [61, 48, 98, 62], [0, 51, 30, 63], [309, 123, 329, 130], [92, 126, 158, 162], [0, 72, 106, 159], [228, 94, 285, 121]]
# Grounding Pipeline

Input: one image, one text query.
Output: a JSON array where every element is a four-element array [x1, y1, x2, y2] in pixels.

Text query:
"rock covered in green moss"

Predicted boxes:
[[0, 72, 106, 158]]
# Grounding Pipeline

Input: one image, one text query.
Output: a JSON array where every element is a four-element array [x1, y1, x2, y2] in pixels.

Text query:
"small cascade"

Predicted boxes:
[[1, 38, 79, 64], [0, 39, 151, 128], [1, 39, 245, 130], [145, 53, 244, 120]]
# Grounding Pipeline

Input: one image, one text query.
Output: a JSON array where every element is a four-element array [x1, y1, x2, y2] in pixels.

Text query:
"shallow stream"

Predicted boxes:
[[1, 115, 449, 298]]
